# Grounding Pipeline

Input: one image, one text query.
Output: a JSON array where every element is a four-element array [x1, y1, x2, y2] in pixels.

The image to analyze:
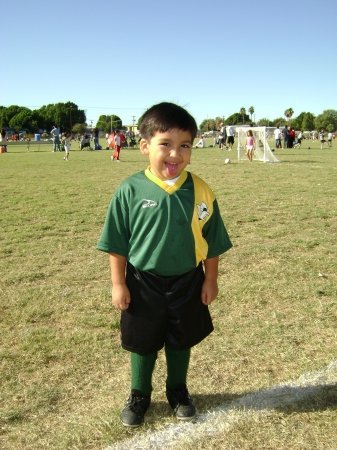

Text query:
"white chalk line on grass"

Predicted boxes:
[[108, 360, 337, 450]]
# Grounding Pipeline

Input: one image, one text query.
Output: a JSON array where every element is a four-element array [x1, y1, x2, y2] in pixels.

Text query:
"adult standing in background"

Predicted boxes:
[[274, 126, 282, 148], [226, 124, 235, 150], [319, 129, 326, 150], [93, 127, 99, 149], [288, 127, 295, 148], [218, 123, 227, 149], [282, 125, 289, 149], [51, 125, 61, 152]]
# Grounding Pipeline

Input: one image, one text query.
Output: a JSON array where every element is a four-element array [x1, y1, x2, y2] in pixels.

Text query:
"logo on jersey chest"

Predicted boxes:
[[142, 199, 158, 208]]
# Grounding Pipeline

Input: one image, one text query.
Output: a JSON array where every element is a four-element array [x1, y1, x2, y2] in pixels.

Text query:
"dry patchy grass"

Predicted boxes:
[[0, 140, 336, 449]]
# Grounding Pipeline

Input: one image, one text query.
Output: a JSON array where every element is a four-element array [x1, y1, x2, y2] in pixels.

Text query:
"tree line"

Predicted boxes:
[[0, 102, 87, 133], [0, 102, 126, 136], [2, 102, 336, 135], [199, 108, 337, 133]]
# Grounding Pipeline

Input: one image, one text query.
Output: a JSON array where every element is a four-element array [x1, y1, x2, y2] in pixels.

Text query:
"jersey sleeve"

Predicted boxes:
[[202, 198, 232, 258], [96, 193, 130, 256]]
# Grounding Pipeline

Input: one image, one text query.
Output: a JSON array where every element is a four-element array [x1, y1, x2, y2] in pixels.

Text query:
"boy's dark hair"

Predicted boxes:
[[139, 102, 198, 141]]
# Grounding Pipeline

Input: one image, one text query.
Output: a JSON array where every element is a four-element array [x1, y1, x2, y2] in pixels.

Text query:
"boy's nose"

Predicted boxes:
[[170, 147, 179, 156]]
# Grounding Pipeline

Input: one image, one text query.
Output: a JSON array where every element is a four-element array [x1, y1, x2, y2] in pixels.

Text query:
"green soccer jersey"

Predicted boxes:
[[97, 168, 232, 276]]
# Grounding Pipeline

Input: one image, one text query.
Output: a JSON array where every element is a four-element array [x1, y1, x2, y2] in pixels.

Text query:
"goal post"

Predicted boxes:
[[236, 126, 280, 163]]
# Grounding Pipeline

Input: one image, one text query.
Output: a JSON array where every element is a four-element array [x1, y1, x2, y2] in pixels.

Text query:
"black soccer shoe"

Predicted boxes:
[[166, 383, 196, 421], [120, 389, 151, 428]]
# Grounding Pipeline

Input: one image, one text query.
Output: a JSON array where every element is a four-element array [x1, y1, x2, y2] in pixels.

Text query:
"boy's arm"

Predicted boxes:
[[201, 256, 219, 305], [109, 253, 131, 310]]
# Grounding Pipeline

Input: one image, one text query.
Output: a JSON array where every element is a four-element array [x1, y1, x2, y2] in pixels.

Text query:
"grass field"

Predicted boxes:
[[1, 138, 337, 449]]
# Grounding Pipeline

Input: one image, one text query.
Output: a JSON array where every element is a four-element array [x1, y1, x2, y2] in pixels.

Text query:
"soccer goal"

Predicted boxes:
[[236, 126, 280, 163]]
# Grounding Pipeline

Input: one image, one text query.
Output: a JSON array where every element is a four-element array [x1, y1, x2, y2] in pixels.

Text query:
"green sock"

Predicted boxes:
[[165, 346, 191, 389], [131, 351, 157, 397]]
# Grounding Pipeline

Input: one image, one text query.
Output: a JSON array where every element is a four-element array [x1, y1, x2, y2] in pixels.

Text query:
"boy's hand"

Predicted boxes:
[[109, 253, 129, 310], [202, 256, 219, 305], [112, 283, 131, 310], [201, 279, 218, 305]]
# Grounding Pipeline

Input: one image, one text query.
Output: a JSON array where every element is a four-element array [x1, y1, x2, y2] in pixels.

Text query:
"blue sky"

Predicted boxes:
[[2, 0, 336, 127]]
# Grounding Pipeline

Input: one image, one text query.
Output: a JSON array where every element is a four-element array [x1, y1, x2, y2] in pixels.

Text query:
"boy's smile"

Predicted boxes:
[[140, 129, 192, 181]]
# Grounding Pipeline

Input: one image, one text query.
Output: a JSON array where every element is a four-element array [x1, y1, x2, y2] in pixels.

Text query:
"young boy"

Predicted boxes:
[[97, 102, 232, 428]]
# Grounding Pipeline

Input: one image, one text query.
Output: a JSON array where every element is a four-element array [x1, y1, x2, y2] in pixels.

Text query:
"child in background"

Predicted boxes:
[[97, 102, 232, 428], [62, 131, 71, 161], [245, 129, 255, 162], [111, 129, 124, 161]]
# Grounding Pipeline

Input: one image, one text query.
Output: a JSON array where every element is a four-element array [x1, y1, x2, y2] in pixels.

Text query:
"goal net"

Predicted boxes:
[[236, 126, 280, 162]]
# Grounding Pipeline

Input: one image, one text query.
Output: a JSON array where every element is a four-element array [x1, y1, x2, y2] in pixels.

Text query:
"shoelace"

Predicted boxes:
[[128, 395, 147, 413]]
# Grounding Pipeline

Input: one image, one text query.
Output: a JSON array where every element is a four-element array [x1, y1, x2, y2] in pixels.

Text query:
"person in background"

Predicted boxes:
[[218, 124, 227, 149], [80, 134, 91, 150], [288, 127, 295, 148], [319, 129, 326, 150], [93, 127, 99, 149], [327, 131, 333, 147], [282, 125, 289, 149], [0, 128, 7, 152], [297, 130, 304, 147], [274, 125, 282, 148], [226, 124, 235, 150], [245, 130, 255, 162], [51, 125, 61, 152], [194, 135, 205, 148], [62, 131, 71, 161], [111, 129, 124, 161]]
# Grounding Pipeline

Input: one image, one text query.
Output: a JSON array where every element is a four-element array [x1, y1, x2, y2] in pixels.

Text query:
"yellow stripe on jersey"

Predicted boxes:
[[190, 172, 215, 265], [144, 167, 188, 194]]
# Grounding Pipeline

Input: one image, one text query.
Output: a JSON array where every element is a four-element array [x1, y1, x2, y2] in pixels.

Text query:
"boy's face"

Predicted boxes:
[[140, 128, 192, 180]]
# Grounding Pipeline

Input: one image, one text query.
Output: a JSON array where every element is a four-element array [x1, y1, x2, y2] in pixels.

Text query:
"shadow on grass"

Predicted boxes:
[[146, 383, 337, 424], [275, 384, 337, 414], [145, 391, 247, 423], [217, 383, 337, 415]]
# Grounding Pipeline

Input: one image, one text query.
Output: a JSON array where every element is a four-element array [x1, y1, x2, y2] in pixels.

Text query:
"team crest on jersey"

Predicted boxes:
[[197, 201, 209, 221], [142, 199, 158, 208]]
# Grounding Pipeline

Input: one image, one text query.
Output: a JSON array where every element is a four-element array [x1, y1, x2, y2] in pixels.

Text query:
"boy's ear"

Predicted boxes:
[[140, 139, 149, 155]]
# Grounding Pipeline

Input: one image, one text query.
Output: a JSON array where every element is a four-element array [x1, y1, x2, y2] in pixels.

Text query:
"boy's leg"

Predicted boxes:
[[131, 351, 157, 396], [165, 346, 190, 389], [121, 351, 157, 428], [165, 346, 196, 421]]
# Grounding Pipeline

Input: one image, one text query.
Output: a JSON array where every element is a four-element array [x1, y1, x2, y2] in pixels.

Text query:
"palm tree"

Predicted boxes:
[[248, 106, 255, 122], [284, 108, 294, 124], [239, 107, 246, 124]]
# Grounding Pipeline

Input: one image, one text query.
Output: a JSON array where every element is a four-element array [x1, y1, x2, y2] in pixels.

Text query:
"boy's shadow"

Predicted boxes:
[[146, 384, 337, 422], [147, 392, 240, 422]]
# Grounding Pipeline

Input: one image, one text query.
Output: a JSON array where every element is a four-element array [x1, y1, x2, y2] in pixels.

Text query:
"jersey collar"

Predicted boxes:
[[145, 166, 188, 194]]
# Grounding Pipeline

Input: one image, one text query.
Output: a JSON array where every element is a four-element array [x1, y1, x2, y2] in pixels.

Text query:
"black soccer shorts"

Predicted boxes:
[[120, 262, 214, 354]]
